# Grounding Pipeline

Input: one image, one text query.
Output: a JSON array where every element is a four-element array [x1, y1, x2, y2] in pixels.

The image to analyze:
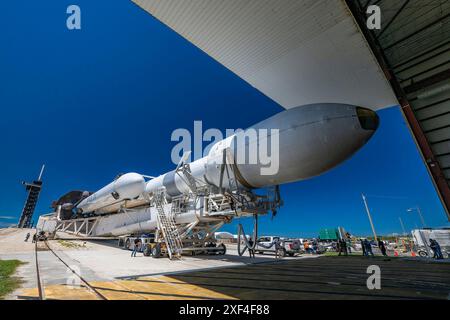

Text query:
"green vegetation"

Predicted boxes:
[[0, 259, 24, 299]]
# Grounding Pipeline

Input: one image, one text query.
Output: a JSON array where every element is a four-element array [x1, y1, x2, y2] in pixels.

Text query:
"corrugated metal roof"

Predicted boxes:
[[350, 0, 450, 216], [132, 0, 397, 110]]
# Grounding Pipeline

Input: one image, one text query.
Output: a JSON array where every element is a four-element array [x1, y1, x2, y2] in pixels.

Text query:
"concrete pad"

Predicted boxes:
[[4, 230, 449, 300], [51, 240, 310, 281], [0, 228, 35, 254]]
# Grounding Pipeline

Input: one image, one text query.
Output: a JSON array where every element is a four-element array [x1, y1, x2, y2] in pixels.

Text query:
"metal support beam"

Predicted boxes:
[[346, 0, 450, 220]]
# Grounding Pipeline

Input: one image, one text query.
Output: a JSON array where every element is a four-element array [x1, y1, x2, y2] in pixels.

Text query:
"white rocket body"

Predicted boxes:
[[76, 173, 146, 214], [76, 103, 379, 215]]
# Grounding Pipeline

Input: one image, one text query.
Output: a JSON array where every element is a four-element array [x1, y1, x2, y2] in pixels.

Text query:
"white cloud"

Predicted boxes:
[[0, 216, 16, 220]]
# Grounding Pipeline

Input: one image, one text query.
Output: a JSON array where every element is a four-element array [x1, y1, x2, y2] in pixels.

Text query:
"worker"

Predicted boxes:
[[338, 239, 348, 256], [429, 239, 444, 259], [312, 239, 318, 254], [364, 239, 374, 257], [360, 239, 367, 256], [342, 239, 348, 256], [274, 238, 282, 259], [378, 239, 387, 256], [248, 239, 255, 258], [24, 232, 30, 242], [345, 233, 352, 254], [131, 238, 141, 257], [303, 240, 311, 254]]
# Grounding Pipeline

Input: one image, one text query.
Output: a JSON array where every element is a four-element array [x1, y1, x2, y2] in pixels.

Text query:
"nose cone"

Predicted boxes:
[[357, 107, 379, 131], [238, 103, 380, 187], [115, 173, 146, 199]]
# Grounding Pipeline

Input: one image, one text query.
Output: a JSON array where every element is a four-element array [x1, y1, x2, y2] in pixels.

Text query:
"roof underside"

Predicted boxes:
[[350, 0, 450, 216], [132, 0, 397, 110], [357, 0, 450, 193]]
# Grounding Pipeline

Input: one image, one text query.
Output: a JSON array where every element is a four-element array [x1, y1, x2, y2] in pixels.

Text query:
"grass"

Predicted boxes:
[[0, 259, 24, 299]]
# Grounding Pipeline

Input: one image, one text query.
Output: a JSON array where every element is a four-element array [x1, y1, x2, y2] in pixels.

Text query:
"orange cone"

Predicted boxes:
[[411, 251, 416, 257]]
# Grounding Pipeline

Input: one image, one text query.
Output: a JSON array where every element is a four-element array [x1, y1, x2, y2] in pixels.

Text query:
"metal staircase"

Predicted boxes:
[[154, 189, 183, 259], [177, 164, 198, 194]]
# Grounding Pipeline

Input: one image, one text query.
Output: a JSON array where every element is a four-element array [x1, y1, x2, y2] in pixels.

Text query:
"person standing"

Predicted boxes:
[[378, 240, 387, 256], [342, 239, 348, 256], [312, 240, 318, 254], [274, 238, 282, 259], [248, 239, 255, 258], [430, 239, 444, 259], [131, 238, 141, 257], [360, 239, 367, 256], [338, 239, 347, 256], [303, 240, 311, 254], [345, 233, 352, 254], [364, 239, 374, 257]]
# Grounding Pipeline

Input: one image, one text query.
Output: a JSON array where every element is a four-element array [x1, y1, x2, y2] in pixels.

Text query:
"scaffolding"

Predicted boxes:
[[18, 165, 45, 228]]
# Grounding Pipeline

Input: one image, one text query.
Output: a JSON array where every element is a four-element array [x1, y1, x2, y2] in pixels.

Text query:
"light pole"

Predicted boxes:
[[362, 194, 378, 241], [398, 216, 407, 236], [407, 207, 426, 228]]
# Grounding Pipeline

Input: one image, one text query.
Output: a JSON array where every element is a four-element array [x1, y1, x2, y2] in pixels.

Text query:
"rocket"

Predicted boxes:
[[75, 103, 379, 215]]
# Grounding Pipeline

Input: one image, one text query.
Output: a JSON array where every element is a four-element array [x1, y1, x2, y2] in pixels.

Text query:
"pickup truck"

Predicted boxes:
[[254, 236, 301, 257]]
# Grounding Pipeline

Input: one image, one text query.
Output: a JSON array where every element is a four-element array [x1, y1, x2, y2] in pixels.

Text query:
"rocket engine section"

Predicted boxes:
[[76, 173, 146, 214]]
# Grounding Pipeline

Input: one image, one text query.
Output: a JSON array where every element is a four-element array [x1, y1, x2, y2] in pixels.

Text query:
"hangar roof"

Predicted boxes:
[[132, 0, 397, 110], [350, 0, 450, 217]]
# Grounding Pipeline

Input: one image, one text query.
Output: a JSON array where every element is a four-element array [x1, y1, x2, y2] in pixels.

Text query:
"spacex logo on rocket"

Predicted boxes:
[[170, 121, 280, 176]]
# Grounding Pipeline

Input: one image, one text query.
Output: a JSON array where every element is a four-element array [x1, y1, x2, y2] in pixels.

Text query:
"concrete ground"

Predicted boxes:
[[2, 228, 450, 300]]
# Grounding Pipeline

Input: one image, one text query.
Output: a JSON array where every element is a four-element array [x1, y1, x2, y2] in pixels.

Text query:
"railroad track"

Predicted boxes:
[[34, 239, 107, 300]]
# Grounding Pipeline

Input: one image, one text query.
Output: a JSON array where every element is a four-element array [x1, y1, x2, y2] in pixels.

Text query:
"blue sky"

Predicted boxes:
[[0, 1, 447, 237]]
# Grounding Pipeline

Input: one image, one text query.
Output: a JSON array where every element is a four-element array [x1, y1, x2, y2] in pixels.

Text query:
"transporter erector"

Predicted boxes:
[[39, 103, 378, 258]]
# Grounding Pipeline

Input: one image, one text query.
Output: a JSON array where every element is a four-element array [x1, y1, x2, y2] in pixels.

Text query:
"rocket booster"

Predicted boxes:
[[76, 173, 146, 214]]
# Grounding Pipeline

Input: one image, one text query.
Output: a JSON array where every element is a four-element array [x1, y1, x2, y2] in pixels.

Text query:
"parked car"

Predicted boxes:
[[254, 236, 301, 257]]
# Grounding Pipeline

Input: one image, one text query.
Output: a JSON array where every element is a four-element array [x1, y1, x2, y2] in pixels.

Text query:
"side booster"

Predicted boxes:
[[76, 103, 379, 214], [76, 173, 146, 214], [145, 103, 379, 197]]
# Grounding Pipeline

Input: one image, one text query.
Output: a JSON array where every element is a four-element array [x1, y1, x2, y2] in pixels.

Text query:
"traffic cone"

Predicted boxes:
[[394, 250, 399, 257], [411, 251, 416, 257]]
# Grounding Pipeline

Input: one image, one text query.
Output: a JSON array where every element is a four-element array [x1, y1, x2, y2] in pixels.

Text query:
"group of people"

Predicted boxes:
[[24, 232, 37, 243], [337, 239, 349, 256], [335, 238, 387, 257], [359, 239, 373, 256], [303, 239, 319, 254]]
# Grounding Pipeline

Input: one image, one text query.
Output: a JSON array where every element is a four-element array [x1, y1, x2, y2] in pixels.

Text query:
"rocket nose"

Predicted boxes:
[[356, 107, 379, 131]]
